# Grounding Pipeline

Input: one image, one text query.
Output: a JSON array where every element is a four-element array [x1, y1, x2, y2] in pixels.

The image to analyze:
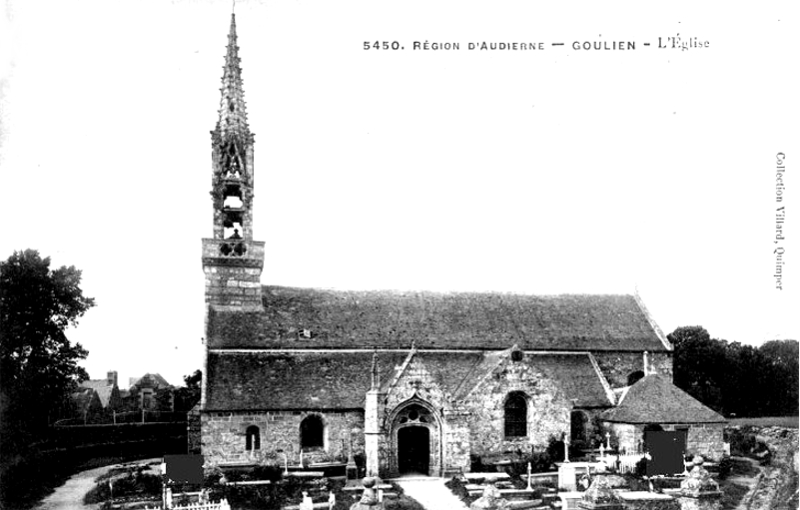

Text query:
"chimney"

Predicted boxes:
[[107, 371, 118, 387]]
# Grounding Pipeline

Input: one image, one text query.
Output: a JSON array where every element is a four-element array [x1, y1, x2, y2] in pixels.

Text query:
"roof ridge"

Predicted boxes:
[[634, 290, 672, 351], [261, 284, 638, 298]]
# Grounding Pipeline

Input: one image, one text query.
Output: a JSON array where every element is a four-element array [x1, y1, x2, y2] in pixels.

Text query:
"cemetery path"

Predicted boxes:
[[34, 458, 160, 510], [34, 464, 109, 510], [728, 456, 764, 510], [395, 477, 469, 510]]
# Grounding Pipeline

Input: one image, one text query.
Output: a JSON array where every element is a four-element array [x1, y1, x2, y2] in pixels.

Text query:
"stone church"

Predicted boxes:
[[198, 15, 723, 477]]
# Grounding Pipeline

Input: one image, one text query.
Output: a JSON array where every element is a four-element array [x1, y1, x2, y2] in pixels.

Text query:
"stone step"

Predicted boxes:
[[286, 471, 326, 479], [342, 483, 393, 492], [500, 489, 539, 500], [463, 472, 511, 483], [507, 500, 544, 509], [283, 502, 330, 510]]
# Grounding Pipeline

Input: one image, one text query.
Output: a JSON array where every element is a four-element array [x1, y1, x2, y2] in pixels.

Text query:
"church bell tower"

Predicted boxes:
[[202, 14, 264, 312]]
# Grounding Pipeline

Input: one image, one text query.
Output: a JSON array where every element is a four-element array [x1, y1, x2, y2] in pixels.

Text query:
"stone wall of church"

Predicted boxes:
[[593, 351, 673, 388], [443, 407, 473, 476], [465, 355, 571, 457], [201, 410, 364, 466]]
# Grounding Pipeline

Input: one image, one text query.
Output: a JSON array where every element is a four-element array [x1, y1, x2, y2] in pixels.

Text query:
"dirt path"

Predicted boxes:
[[394, 477, 469, 510], [728, 457, 763, 510], [34, 459, 160, 510]]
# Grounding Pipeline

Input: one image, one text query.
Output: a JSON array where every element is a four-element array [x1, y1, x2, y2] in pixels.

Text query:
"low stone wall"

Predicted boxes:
[[734, 425, 799, 510], [602, 422, 724, 461]]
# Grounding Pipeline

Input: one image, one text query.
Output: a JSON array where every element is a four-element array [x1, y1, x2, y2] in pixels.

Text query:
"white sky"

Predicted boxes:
[[1, 0, 797, 388]]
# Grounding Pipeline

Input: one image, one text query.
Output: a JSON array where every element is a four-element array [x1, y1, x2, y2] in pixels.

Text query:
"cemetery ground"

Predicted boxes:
[[34, 461, 427, 510], [20, 422, 798, 510]]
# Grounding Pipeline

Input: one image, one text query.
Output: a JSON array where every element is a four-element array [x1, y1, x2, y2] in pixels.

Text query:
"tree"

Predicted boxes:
[[0, 249, 95, 451], [759, 340, 799, 415], [668, 326, 726, 413], [174, 370, 202, 412], [669, 326, 799, 417]]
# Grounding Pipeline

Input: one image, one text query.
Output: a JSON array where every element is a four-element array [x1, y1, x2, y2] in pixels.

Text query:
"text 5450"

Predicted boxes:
[[363, 41, 403, 50]]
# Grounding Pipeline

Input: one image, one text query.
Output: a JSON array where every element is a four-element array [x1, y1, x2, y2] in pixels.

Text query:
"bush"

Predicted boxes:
[[634, 456, 648, 477], [445, 477, 477, 507], [251, 465, 284, 482], [718, 457, 733, 479], [726, 427, 757, 456], [385, 496, 427, 510], [84, 472, 162, 504]]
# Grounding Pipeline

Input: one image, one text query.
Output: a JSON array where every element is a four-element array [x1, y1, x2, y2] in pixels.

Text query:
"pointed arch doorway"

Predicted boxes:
[[390, 401, 441, 476]]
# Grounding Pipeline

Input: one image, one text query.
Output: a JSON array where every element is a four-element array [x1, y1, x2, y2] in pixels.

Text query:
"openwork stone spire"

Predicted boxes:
[[202, 13, 264, 313], [215, 13, 250, 139]]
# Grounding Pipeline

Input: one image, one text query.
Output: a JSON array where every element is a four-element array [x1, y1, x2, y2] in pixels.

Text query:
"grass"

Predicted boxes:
[[729, 458, 759, 478], [728, 416, 799, 428], [720, 481, 749, 510], [445, 477, 477, 507]]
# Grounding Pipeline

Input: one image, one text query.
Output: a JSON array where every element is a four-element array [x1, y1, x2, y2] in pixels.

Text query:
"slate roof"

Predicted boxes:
[[80, 380, 115, 407], [204, 351, 613, 411], [599, 374, 726, 424], [130, 373, 172, 389], [206, 286, 669, 352]]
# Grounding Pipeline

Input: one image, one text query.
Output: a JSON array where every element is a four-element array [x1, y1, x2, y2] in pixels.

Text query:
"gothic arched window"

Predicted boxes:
[[245, 425, 260, 451], [504, 392, 528, 438], [571, 410, 589, 443], [300, 415, 324, 449]]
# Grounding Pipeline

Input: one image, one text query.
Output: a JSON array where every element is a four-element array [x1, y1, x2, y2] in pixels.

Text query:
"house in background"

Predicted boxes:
[[68, 370, 122, 423], [71, 386, 104, 423], [79, 371, 123, 412], [124, 373, 175, 412]]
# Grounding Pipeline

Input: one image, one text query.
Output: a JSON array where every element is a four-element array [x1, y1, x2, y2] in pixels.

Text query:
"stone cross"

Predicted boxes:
[[605, 432, 611, 450], [526, 462, 533, 491]]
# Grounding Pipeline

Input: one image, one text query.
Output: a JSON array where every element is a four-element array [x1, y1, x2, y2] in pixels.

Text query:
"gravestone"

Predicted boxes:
[[469, 484, 510, 510], [677, 456, 722, 510], [578, 476, 623, 510]]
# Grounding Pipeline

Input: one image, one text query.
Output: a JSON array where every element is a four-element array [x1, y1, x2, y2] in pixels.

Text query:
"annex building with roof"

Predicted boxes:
[[196, 15, 724, 476]]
